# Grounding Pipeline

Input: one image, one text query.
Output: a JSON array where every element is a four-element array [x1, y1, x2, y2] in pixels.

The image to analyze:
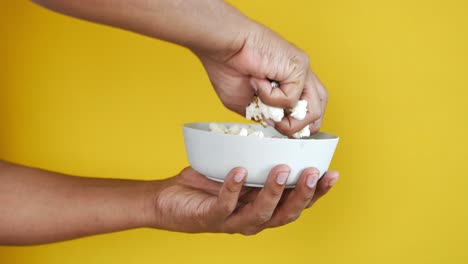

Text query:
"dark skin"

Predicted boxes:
[[0, 161, 338, 245]]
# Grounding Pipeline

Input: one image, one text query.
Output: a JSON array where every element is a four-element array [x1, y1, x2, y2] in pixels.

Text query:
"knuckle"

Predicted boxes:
[[252, 211, 272, 225]]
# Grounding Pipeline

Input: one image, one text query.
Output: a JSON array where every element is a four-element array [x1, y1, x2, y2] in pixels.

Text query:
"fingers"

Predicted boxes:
[[250, 69, 327, 137], [238, 188, 260, 204], [214, 167, 247, 219], [250, 48, 309, 109], [306, 170, 339, 208], [259, 167, 320, 228], [274, 71, 323, 136], [219, 167, 339, 235], [252, 77, 305, 109], [223, 165, 290, 235], [275, 81, 321, 136]]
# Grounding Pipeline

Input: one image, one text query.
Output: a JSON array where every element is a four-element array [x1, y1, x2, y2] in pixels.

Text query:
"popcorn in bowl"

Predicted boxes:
[[209, 123, 266, 138]]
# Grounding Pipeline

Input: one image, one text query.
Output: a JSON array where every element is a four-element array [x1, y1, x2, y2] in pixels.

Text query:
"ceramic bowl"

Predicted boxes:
[[183, 122, 339, 187]]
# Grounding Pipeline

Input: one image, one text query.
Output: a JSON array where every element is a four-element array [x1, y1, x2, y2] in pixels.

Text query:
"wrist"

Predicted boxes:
[[187, 1, 258, 62], [139, 179, 168, 229]]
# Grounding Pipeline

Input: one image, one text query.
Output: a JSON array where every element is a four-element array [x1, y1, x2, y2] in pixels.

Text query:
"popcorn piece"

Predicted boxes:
[[289, 100, 308, 121], [246, 96, 284, 124], [292, 125, 311, 139], [209, 123, 227, 134], [238, 127, 249, 136], [245, 96, 312, 138], [227, 125, 241, 135], [258, 99, 284, 122], [246, 98, 262, 122], [209, 123, 269, 138], [248, 131, 265, 138]]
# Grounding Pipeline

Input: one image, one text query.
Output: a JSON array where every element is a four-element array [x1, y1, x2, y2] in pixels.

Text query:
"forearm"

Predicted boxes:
[[32, 0, 255, 57], [0, 160, 155, 245]]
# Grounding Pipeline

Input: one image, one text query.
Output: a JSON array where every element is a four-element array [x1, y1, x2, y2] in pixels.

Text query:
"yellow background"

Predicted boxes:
[[1, 0, 467, 263]]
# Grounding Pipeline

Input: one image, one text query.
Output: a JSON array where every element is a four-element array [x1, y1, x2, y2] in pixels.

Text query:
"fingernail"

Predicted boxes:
[[234, 172, 246, 183], [306, 174, 319, 189], [328, 177, 338, 187], [276, 172, 289, 185], [249, 79, 258, 92]]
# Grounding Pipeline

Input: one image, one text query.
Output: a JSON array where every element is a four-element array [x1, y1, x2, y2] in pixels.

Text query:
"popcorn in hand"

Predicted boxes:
[[258, 99, 284, 122], [246, 97, 284, 126], [292, 125, 311, 139], [289, 100, 308, 121], [245, 96, 311, 138]]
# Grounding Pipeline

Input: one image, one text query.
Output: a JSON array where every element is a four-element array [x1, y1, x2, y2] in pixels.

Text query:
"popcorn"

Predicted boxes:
[[209, 122, 310, 139], [249, 131, 265, 138], [209, 123, 267, 138], [292, 125, 311, 139], [258, 99, 284, 122], [227, 124, 241, 135], [245, 98, 262, 122], [289, 100, 308, 121], [245, 96, 311, 138], [246, 97, 284, 125], [209, 123, 227, 134], [238, 127, 249, 136]]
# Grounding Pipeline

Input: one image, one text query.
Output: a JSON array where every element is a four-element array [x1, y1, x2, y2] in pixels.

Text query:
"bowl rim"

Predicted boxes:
[[183, 122, 339, 141]]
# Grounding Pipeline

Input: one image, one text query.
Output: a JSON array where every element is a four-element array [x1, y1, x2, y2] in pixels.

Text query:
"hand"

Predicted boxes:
[[146, 166, 339, 235], [34, 0, 327, 137], [196, 24, 329, 137]]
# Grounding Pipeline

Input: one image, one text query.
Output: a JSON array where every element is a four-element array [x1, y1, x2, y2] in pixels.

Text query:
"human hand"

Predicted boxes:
[[195, 24, 328, 137], [145, 166, 339, 235]]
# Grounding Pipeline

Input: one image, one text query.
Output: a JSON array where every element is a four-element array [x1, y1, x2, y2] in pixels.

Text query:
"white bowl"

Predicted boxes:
[[183, 122, 339, 187]]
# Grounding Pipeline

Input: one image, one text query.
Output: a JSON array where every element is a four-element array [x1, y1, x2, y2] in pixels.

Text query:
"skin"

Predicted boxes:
[[0, 0, 340, 245], [0, 161, 338, 244], [32, 0, 329, 136]]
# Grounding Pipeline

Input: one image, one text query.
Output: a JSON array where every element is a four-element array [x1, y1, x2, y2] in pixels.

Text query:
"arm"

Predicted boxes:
[[0, 160, 153, 245], [0, 160, 339, 245], [32, 0, 252, 59], [33, 0, 329, 136]]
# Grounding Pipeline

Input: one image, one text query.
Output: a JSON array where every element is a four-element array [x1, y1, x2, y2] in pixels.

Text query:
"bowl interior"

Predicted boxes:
[[184, 122, 338, 140]]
